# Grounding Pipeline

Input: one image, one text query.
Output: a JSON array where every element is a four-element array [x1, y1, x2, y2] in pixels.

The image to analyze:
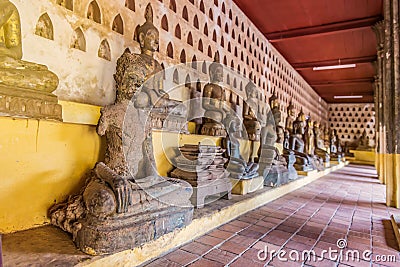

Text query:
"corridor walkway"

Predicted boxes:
[[146, 165, 400, 267]]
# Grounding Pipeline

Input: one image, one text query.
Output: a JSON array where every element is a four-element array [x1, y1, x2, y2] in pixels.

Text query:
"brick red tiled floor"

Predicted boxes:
[[146, 165, 400, 267]]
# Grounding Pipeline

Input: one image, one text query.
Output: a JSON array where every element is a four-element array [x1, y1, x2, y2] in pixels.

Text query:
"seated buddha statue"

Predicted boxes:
[[329, 129, 342, 162], [313, 121, 330, 163], [0, 0, 58, 92], [201, 53, 229, 136], [49, 4, 193, 255], [223, 111, 259, 179], [285, 100, 296, 135], [243, 81, 261, 141], [288, 110, 314, 171], [113, 6, 183, 115], [356, 129, 373, 150]]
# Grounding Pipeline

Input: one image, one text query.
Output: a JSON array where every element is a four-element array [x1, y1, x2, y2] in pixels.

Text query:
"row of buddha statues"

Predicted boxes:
[[1, 1, 348, 255]]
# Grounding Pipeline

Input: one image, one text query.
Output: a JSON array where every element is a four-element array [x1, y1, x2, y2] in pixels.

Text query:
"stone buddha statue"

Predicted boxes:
[[201, 53, 229, 136], [223, 111, 259, 179], [0, 0, 61, 119], [313, 121, 330, 164], [288, 110, 314, 172], [114, 5, 183, 116], [243, 81, 261, 142], [285, 100, 296, 135], [259, 91, 295, 186], [49, 4, 193, 255], [329, 129, 343, 162], [356, 129, 373, 150]]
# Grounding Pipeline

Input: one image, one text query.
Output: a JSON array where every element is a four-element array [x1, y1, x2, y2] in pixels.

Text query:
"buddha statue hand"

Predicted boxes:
[[94, 163, 132, 213]]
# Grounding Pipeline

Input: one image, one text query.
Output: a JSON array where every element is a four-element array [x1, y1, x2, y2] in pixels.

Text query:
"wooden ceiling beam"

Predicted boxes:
[[292, 56, 376, 70], [266, 16, 382, 42], [310, 78, 374, 87]]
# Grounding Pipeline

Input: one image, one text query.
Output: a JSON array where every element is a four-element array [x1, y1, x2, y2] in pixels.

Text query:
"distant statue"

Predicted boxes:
[[329, 129, 343, 162], [356, 129, 373, 150], [0, 0, 58, 92], [313, 121, 330, 164], [201, 52, 229, 136], [49, 4, 193, 255]]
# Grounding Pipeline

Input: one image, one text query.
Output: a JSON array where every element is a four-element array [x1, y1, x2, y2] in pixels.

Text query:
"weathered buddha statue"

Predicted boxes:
[[259, 91, 295, 186], [285, 100, 296, 135], [243, 82, 261, 138], [114, 6, 183, 116], [0, 0, 61, 119], [242, 82, 261, 162], [313, 121, 330, 165], [288, 110, 314, 171], [49, 4, 193, 255], [356, 129, 373, 150], [329, 129, 342, 162], [223, 111, 259, 179], [201, 53, 229, 136]]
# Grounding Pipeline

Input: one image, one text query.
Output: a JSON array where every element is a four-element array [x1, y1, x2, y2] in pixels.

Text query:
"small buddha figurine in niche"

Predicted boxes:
[[201, 52, 229, 136], [0, 0, 61, 120], [49, 4, 193, 255]]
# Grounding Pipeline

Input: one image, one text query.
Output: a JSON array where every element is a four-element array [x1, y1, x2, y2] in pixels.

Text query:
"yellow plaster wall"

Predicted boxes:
[[0, 116, 103, 233]]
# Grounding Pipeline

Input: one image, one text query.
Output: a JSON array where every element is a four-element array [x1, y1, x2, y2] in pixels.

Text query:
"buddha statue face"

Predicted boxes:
[[288, 106, 295, 117], [139, 28, 159, 53], [210, 64, 223, 83]]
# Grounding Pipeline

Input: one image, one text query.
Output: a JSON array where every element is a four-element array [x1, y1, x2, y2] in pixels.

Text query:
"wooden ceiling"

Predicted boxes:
[[233, 0, 383, 103]]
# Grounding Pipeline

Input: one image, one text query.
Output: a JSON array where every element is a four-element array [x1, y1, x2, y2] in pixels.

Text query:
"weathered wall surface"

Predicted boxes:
[[328, 103, 375, 145], [12, 0, 328, 123]]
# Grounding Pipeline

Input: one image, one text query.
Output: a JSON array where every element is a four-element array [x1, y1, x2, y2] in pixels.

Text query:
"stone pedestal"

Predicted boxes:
[[0, 85, 62, 121], [76, 205, 192, 255], [231, 176, 264, 195], [170, 144, 232, 208]]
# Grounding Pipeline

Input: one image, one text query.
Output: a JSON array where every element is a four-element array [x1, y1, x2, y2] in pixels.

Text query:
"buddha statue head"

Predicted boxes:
[[209, 52, 223, 83], [245, 82, 258, 100], [135, 4, 159, 55]]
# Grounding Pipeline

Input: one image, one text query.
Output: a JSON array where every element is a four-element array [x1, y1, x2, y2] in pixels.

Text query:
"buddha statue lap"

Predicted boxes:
[[49, 4, 193, 255], [0, 0, 61, 120]]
